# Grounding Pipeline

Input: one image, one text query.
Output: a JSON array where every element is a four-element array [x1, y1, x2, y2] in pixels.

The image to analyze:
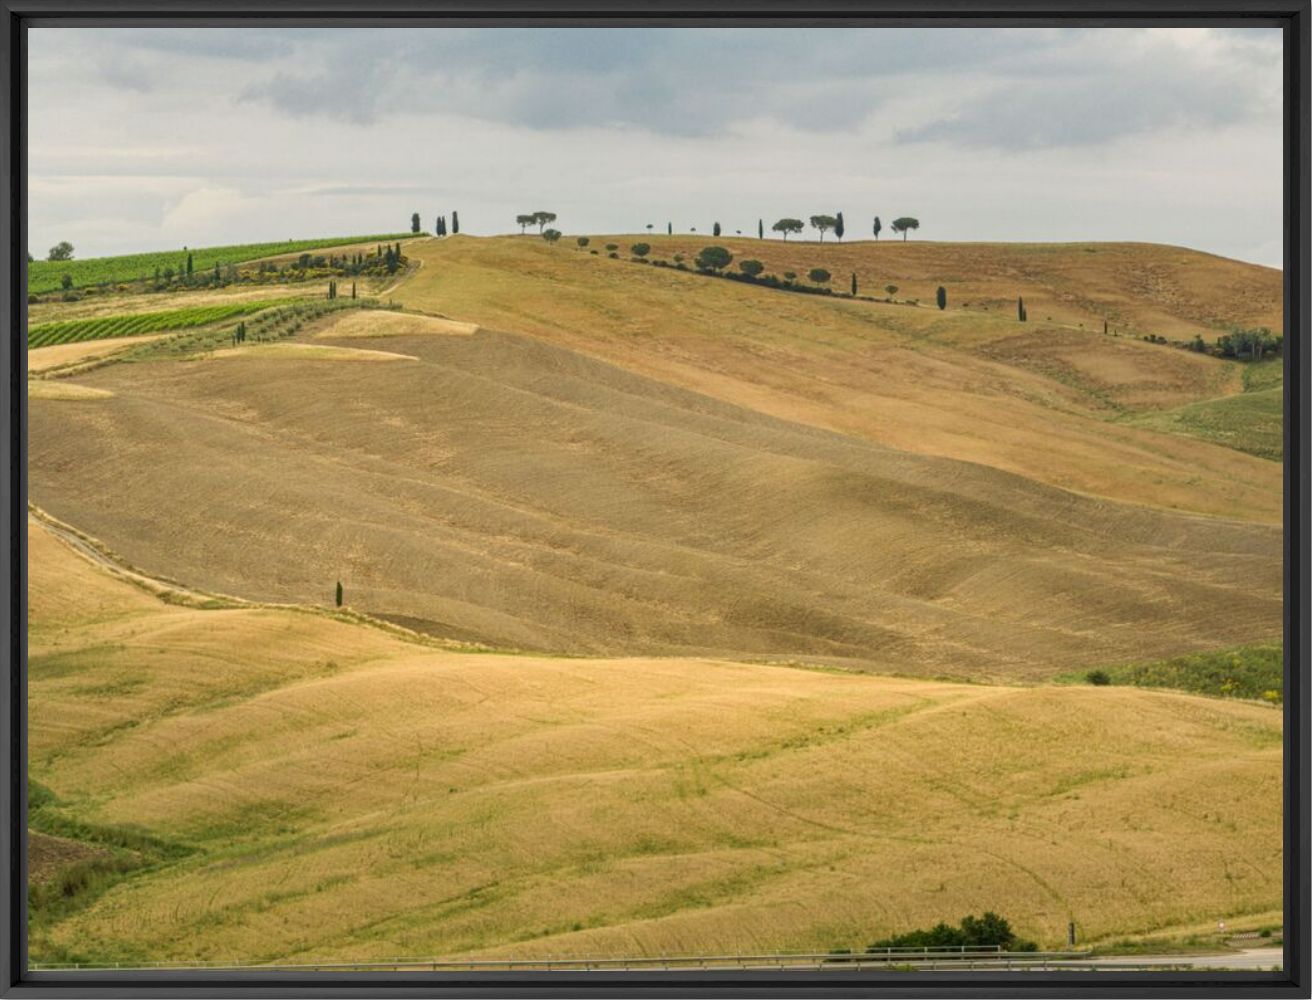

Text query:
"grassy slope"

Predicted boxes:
[[28, 516, 1283, 965], [1124, 356, 1283, 462], [28, 234, 414, 295], [1063, 643, 1283, 703], [393, 237, 1280, 523], [28, 307, 1281, 679]]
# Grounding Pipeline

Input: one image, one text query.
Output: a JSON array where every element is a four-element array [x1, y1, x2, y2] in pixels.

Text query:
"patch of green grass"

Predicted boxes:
[[28, 233, 413, 295], [29, 300, 292, 349], [1124, 387, 1282, 461], [1243, 356, 1284, 393], [1061, 642, 1283, 703], [27, 778, 195, 965], [1090, 933, 1228, 957]]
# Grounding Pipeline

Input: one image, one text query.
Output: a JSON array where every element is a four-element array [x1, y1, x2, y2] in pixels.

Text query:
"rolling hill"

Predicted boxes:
[[25, 232, 1287, 966], [391, 237, 1282, 523], [28, 305, 1279, 678], [28, 515, 1282, 966]]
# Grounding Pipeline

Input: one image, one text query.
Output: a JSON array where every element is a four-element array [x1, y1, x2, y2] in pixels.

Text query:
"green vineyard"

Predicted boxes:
[[28, 233, 413, 295], [28, 300, 293, 349]]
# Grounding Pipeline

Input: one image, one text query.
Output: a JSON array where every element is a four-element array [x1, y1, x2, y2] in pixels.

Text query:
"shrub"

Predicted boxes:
[[695, 246, 733, 273], [867, 913, 1035, 953], [630, 243, 651, 258], [809, 268, 831, 284], [576, 237, 590, 247], [1086, 670, 1112, 686], [739, 259, 765, 278], [608, 252, 619, 259], [605, 243, 619, 252]]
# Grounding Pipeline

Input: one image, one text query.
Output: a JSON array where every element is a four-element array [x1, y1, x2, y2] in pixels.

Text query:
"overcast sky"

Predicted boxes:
[[28, 26, 1283, 266]]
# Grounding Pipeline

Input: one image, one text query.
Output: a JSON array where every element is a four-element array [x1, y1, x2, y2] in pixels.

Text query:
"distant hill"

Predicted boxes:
[[27, 233, 414, 295]]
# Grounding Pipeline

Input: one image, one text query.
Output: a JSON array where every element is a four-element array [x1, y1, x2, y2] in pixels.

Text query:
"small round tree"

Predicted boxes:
[[809, 268, 831, 285], [630, 243, 651, 258], [936, 286, 947, 310], [695, 246, 733, 273], [576, 236, 590, 247], [542, 229, 562, 243], [885, 284, 899, 298], [738, 259, 765, 278]]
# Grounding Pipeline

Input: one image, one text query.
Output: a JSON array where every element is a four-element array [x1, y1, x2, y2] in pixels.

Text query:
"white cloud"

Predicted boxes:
[[26, 26, 1283, 265]]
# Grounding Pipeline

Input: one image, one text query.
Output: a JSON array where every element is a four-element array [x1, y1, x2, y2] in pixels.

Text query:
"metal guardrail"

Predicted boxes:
[[31, 948, 1103, 974]]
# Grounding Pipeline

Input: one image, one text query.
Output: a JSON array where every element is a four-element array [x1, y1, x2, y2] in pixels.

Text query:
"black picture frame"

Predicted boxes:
[[1, 3, 1307, 996]]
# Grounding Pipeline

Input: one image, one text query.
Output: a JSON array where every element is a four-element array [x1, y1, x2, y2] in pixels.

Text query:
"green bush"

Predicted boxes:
[[695, 246, 733, 273], [1086, 670, 1111, 686], [739, 259, 765, 278], [867, 913, 1036, 953], [1073, 643, 1281, 703]]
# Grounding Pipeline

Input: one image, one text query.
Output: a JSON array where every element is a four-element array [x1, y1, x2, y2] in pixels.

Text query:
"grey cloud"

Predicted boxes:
[[899, 29, 1279, 149]]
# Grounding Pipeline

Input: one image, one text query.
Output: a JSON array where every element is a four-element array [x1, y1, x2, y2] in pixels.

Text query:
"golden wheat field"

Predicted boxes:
[[26, 233, 1285, 965], [27, 516, 1282, 964]]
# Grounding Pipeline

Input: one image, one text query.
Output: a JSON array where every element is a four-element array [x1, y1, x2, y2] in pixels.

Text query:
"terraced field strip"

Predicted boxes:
[[28, 300, 293, 348]]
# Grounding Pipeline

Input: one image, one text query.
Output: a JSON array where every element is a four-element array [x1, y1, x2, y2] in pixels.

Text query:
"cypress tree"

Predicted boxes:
[[713, 222, 721, 237], [758, 219, 764, 239], [186, 252, 193, 277], [835, 212, 845, 241], [936, 286, 947, 310], [452, 211, 459, 234], [873, 216, 882, 241], [335, 581, 343, 608], [214, 262, 221, 282], [667, 222, 672, 235], [1103, 319, 1108, 334], [1018, 296, 1026, 322], [851, 272, 858, 295], [351, 281, 357, 300]]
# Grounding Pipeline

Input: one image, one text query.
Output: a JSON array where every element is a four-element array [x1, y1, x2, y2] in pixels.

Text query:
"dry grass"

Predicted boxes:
[[28, 382, 113, 401], [392, 237, 1280, 523], [26, 235, 1286, 965], [208, 343, 418, 362], [29, 318, 1280, 679], [29, 335, 167, 374], [314, 310, 479, 339], [585, 235, 1282, 338], [27, 517, 1282, 966]]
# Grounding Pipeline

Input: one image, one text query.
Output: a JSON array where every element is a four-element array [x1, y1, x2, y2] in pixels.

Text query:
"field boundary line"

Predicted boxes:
[[26, 504, 499, 656]]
